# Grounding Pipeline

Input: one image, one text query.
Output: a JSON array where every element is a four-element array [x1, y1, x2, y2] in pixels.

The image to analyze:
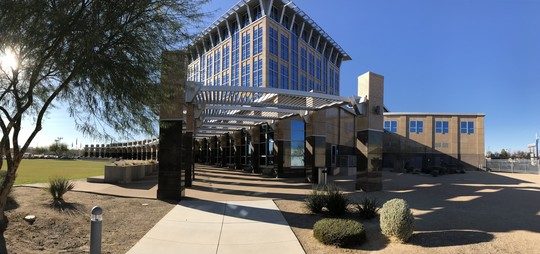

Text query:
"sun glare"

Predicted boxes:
[[0, 48, 19, 73]]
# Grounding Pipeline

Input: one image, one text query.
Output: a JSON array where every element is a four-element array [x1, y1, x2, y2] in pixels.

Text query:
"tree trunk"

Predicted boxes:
[[0, 158, 19, 226]]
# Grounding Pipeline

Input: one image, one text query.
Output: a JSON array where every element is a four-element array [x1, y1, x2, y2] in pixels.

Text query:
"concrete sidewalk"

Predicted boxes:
[[126, 199, 305, 254]]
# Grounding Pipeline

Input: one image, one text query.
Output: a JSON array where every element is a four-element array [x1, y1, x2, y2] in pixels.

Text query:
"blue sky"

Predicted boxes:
[[23, 0, 540, 153]]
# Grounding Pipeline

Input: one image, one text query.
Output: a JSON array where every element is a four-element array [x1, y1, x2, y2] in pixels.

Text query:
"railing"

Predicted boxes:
[[486, 159, 540, 174]]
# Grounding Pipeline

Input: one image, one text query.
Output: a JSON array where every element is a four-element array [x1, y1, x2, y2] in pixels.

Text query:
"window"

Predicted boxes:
[[253, 5, 262, 20], [280, 34, 289, 61], [308, 79, 314, 91], [331, 145, 337, 165], [270, 6, 279, 21], [291, 67, 298, 90], [435, 121, 449, 134], [291, 120, 305, 167], [409, 120, 423, 134], [222, 46, 230, 70], [308, 53, 314, 76], [241, 33, 250, 60], [253, 26, 263, 55], [268, 27, 278, 56], [222, 72, 229, 86], [207, 55, 213, 78], [281, 15, 289, 28], [231, 28, 240, 86], [241, 63, 250, 87], [214, 50, 220, 74], [300, 75, 307, 91], [300, 48, 307, 71], [253, 58, 262, 87], [384, 120, 398, 133], [242, 13, 249, 28], [259, 124, 274, 166], [268, 59, 278, 88], [461, 121, 474, 134], [316, 58, 321, 80], [280, 64, 288, 89]]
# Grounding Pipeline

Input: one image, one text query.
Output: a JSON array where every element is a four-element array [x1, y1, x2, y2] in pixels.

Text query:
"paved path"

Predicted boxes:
[[126, 199, 305, 254]]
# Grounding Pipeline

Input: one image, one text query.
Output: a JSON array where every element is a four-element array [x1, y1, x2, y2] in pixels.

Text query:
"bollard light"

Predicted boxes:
[[91, 206, 103, 221], [90, 206, 103, 254]]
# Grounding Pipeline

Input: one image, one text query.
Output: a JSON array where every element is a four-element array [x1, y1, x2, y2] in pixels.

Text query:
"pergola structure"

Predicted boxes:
[[185, 83, 364, 138]]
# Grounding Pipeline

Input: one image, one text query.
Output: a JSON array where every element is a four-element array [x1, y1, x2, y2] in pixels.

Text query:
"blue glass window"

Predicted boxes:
[[308, 79, 314, 91], [280, 34, 289, 61], [384, 120, 398, 133], [231, 28, 239, 86], [207, 55, 213, 78], [290, 120, 305, 167], [253, 58, 262, 87], [410, 120, 423, 134], [308, 53, 314, 76], [316, 58, 321, 80], [223, 46, 230, 70], [222, 72, 229, 86], [280, 64, 288, 89], [268, 59, 278, 88], [291, 67, 298, 90], [269, 27, 278, 56], [435, 121, 449, 134], [253, 26, 263, 55], [242, 33, 251, 60], [214, 50, 220, 74], [300, 48, 307, 71], [241, 63, 250, 87], [253, 5, 262, 20], [461, 121, 474, 134], [300, 75, 307, 91]]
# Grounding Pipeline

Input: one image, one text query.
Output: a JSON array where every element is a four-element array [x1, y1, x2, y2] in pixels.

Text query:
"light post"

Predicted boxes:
[[90, 206, 103, 254]]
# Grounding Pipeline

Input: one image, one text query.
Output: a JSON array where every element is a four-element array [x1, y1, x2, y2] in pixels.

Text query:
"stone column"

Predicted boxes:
[[305, 111, 327, 183], [355, 72, 384, 191], [157, 50, 187, 201]]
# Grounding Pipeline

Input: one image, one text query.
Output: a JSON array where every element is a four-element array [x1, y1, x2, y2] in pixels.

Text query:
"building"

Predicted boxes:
[[85, 0, 486, 201], [185, 0, 349, 95], [382, 113, 485, 170]]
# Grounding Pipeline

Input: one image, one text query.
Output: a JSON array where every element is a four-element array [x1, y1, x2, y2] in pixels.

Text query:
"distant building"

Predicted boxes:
[[383, 112, 485, 170]]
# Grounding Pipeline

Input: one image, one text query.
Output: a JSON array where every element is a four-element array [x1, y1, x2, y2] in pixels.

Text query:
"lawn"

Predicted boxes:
[[10, 159, 109, 184]]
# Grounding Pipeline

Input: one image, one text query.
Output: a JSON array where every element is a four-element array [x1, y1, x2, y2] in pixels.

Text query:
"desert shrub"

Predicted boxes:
[[380, 198, 415, 242], [356, 196, 380, 219], [305, 186, 327, 214], [325, 185, 349, 216], [313, 218, 366, 247], [47, 177, 74, 205]]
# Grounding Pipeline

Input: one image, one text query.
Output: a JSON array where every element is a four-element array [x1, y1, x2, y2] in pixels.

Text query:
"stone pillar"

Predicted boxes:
[[157, 50, 188, 201], [305, 111, 327, 183], [355, 72, 385, 191]]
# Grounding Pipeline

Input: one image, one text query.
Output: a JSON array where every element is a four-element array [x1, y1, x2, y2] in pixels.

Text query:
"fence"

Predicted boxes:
[[486, 159, 540, 174]]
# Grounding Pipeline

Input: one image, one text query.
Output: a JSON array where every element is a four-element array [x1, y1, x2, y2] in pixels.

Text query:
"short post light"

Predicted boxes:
[[90, 206, 103, 254]]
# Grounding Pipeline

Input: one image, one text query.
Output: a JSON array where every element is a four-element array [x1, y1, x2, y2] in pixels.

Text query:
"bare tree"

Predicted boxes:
[[0, 0, 208, 229]]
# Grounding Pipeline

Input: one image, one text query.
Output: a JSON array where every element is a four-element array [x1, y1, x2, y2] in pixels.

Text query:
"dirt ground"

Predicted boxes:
[[275, 170, 540, 254], [2, 187, 175, 254]]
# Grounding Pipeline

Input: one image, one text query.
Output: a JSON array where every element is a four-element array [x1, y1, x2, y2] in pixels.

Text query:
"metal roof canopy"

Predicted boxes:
[[184, 82, 365, 138]]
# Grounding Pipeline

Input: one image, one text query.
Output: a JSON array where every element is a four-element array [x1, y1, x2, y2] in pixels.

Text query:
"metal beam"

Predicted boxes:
[[205, 105, 299, 114]]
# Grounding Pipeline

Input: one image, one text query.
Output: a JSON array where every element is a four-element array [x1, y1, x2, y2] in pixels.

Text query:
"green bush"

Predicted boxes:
[[325, 185, 349, 216], [313, 218, 366, 247], [380, 198, 415, 242], [305, 186, 327, 214], [47, 177, 74, 205], [356, 196, 380, 220]]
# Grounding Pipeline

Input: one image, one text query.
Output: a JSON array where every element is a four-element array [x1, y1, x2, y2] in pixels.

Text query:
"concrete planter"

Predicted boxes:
[[103, 163, 158, 183]]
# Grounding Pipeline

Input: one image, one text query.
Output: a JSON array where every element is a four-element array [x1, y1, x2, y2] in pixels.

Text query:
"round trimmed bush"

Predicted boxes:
[[380, 198, 415, 242], [313, 218, 366, 247]]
